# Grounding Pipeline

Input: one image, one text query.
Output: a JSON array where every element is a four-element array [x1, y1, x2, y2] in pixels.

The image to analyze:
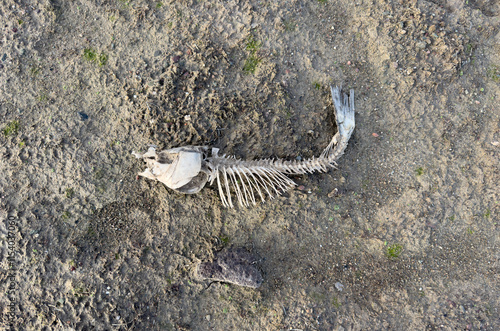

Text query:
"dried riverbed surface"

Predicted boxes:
[[0, 0, 498, 329]]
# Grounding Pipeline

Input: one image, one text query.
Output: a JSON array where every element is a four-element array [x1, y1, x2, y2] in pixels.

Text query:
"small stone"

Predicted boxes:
[[335, 282, 344, 291], [328, 188, 339, 198], [297, 185, 305, 191], [1, 54, 7, 61], [154, 50, 162, 57], [416, 41, 426, 49], [205, 315, 211, 321], [398, 29, 407, 34], [172, 55, 181, 63], [184, 115, 191, 121], [78, 112, 89, 121]]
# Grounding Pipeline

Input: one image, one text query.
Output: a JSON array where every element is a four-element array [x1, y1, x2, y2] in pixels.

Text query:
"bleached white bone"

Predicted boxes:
[[133, 86, 355, 208]]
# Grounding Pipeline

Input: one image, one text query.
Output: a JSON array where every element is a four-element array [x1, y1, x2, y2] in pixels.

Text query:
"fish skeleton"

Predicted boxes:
[[133, 86, 355, 208]]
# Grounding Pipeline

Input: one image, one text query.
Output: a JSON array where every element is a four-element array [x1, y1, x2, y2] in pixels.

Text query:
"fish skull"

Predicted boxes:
[[133, 146, 209, 194]]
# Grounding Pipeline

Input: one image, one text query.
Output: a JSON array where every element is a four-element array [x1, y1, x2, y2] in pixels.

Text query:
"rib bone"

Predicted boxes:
[[133, 86, 355, 208]]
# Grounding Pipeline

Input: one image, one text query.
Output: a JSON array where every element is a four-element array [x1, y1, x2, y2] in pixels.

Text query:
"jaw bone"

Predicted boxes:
[[133, 86, 355, 208]]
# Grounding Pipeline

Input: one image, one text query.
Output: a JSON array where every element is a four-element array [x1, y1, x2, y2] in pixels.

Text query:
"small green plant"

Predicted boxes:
[[318, 0, 328, 3], [243, 35, 262, 74], [283, 19, 296, 32], [243, 55, 261, 74], [486, 65, 500, 82], [220, 236, 230, 245], [62, 211, 71, 220], [385, 243, 403, 259], [18, 19, 24, 25], [332, 297, 341, 309], [30, 66, 41, 76], [465, 43, 474, 54], [72, 284, 90, 298], [118, 0, 130, 8], [83, 48, 108, 66], [37, 93, 49, 102], [83, 48, 97, 62], [245, 35, 261, 52], [313, 81, 321, 90], [98, 53, 108, 66], [484, 208, 491, 218], [19, 140, 25, 148], [3, 120, 19, 137], [65, 187, 75, 199], [87, 226, 96, 237], [156, 2, 163, 8], [415, 167, 424, 176]]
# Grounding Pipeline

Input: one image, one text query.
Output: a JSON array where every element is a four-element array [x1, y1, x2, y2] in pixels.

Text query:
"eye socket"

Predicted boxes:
[[157, 152, 175, 164]]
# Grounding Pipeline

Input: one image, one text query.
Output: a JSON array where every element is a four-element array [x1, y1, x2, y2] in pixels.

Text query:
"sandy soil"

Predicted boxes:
[[1, 0, 499, 330]]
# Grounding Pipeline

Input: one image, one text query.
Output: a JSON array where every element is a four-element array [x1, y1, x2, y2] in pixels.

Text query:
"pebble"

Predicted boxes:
[[335, 282, 344, 291], [172, 55, 181, 63], [416, 41, 427, 49], [154, 50, 162, 57], [1, 54, 7, 61], [78, 112, 89, 121]]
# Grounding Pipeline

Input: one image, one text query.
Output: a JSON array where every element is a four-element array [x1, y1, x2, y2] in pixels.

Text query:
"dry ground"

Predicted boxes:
[[0, 0, 499, 330]]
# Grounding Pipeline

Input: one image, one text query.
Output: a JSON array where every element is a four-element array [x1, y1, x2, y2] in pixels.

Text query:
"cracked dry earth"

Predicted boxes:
[[0, 0, 498, 330]]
